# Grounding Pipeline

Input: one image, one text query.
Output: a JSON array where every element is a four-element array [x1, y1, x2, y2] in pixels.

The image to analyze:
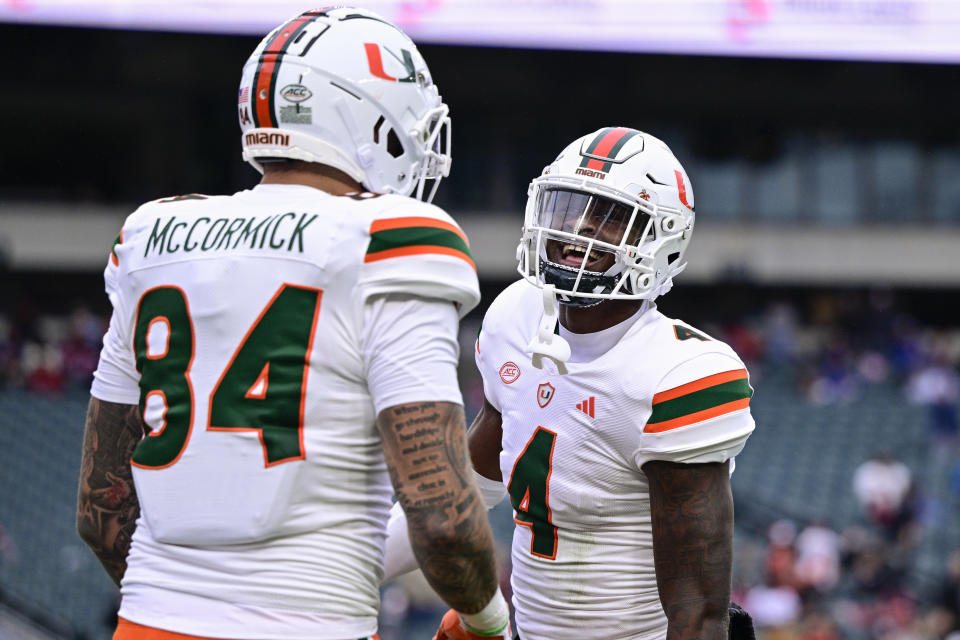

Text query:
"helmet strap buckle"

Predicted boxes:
[[525, 284, 571, 375]]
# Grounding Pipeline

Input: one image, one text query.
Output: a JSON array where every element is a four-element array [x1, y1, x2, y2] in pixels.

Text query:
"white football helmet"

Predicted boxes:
[[238, 7, 451, 202], [517, 127, 695, 306]]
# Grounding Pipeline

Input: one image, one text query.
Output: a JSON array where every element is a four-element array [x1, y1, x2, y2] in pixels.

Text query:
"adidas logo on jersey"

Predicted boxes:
[[576, 397, 595, 418]]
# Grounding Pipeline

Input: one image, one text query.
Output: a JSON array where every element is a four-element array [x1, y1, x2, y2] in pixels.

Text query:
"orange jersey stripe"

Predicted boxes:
[[114, 618, 213, 640], [370, 217, 468, 245], [652, 368, 748, 405], [364, 245, 476, 270], [644, 397, 751, 433], [115, 618, 379, 640]]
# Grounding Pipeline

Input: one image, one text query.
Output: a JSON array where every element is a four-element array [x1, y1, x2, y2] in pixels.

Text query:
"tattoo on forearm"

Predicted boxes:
[[379, 401, 498, 614], [644, 460, 733, 640], [76, 398, 144, 587]]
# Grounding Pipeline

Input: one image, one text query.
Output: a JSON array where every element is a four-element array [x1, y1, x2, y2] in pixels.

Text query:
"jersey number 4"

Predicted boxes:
[[508, 426, 558, 560], [131, 284, 321, 470]]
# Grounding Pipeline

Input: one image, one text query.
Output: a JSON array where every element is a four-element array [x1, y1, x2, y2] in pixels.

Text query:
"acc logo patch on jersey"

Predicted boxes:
[[499, 361, 521, 384], [537, 382, 555, 408]]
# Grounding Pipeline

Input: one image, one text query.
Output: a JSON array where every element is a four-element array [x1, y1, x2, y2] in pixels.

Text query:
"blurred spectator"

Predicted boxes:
[[887, 315, 925, 383], [906, 348, 960, 454], [60, 307, 103, 387], [932, 549, 960, 636], [0, 306, 104, 392], [765, 519, 798, 588], [806, 334, 860, 405], [794, 521, 840, 594], [798, 612, 841, 640], [950, 459, 960, 502], [850, 544, 906, 598], [725, 320, 764, 366], [0, 522, 18, 564], [763, 302, 799, 365], [743, 580, 803, 636], [22, 341, 65, 393], [0, 314, 15, 385], [853, 452, 913, 537]]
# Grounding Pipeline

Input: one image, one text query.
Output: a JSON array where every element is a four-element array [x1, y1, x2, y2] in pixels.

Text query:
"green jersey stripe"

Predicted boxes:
[[648, 378, 753, 424], [367, 226, 473, 259]]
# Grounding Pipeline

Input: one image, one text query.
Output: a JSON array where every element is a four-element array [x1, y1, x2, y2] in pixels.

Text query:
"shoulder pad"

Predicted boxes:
[[481, 280, 539, 336], [360, 200, 479, 318]]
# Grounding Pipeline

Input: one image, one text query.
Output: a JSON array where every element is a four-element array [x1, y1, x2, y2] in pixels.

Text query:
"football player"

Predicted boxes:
[[76, 8, 509, 640], [383, 128, 756, 640]]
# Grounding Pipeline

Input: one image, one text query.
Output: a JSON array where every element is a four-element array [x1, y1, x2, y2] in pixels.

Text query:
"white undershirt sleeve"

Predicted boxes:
[[90, 258, 140, 404], [382, 470, 507, 584], [382, 501, 419, 583], [474, 469, 507, 508]]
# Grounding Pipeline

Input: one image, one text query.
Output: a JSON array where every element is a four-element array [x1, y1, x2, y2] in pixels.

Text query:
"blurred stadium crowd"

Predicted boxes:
[[2, 285, 960, 639], [1, 6, 959, 638]]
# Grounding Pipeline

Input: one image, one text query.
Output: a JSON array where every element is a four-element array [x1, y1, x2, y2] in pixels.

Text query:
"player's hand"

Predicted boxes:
[[432, 609, 511, 640], [728, 602, 756, 640]]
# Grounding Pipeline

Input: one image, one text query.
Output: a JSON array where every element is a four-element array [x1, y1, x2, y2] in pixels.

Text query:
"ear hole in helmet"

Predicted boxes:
[[386, 129, 404, 158], [668, 252, 680, 264], [372, 115, 386, 143], [646, 172, 669, 186]]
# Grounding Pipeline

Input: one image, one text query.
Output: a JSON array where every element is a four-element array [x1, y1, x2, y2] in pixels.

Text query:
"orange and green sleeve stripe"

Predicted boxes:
[[644, 369, 752, 433], [110, 229, 123, 267], [365, 216, 475, 270]]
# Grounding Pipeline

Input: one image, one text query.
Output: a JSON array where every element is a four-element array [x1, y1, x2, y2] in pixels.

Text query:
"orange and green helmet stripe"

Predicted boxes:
[[365, 217, 475, 270], [579, 127, 641, 173], [645, 369, 752, 433], [251, 11, 326, 128]]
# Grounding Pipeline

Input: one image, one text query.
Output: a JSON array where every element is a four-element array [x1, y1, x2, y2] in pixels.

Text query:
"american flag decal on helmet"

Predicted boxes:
[[578, 127, 641, 173]]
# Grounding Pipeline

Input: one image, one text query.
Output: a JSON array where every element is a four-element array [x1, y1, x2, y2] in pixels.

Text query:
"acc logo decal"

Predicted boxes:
[[280, 84, 312, 103], [499, 361, 521, 384], [537, 382, 555, 408]]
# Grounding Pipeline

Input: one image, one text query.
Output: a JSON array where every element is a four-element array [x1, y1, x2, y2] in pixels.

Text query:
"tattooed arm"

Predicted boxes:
[[377, 400, 500, 614], [643, 459, 733, 640], [76, 397, 144, 587]]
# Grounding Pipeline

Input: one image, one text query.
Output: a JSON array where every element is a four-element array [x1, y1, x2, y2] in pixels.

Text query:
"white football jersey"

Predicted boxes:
[[90, 183, 479, 639], [475, 280, 754, 640]]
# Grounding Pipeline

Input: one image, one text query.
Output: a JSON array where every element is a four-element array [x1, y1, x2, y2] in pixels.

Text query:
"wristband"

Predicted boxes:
[[460, 588, 510, 636], [473, 470, 508, 509]]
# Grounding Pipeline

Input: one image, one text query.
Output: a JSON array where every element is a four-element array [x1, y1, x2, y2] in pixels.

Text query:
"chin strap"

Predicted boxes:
[[526, 284, 571, 375]]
